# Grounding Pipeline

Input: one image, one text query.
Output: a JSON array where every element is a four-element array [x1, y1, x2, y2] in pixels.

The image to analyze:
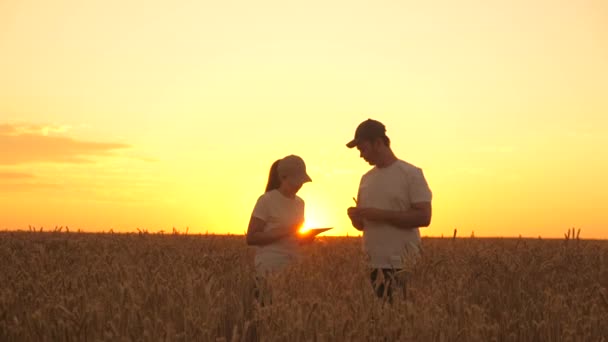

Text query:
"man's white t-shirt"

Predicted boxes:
[[251, 189, 304, 275], [358, 159, 432, 269]]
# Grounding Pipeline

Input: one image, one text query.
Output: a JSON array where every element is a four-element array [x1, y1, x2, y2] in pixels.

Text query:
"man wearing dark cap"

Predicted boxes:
[[346, 119, 433, 300]]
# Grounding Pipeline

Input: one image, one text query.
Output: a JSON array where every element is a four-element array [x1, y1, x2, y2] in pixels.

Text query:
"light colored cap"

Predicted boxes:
[[277, 155, 312, 184]]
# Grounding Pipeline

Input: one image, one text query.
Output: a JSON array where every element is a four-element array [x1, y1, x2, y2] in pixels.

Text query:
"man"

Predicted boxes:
[[346, 119, 432, 300]]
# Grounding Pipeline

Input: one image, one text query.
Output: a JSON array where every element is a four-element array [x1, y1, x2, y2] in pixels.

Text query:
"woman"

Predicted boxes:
[[246, 155, 314, 276]]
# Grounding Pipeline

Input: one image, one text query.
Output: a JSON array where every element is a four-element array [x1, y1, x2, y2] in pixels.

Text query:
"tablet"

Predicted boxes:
[[299, 227, 333, 236]]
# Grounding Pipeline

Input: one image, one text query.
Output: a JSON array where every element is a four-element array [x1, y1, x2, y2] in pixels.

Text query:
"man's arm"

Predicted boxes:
[[354, 202, 432, 229]]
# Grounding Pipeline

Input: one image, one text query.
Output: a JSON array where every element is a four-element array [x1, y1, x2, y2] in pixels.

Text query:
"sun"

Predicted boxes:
[[298, 216, 323, 234]]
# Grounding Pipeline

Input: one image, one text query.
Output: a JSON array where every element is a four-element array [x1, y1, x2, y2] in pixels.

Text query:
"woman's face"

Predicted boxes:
[[282, 176, 304, 194]]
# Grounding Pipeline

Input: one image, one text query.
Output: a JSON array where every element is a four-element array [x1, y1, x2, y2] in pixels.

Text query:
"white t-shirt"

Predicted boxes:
[[358, 159, 432, 269], [251, 189, 305, 275]]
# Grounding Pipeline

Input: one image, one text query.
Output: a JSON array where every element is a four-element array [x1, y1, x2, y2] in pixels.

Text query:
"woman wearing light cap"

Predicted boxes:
[[246, 155, 314, 275]]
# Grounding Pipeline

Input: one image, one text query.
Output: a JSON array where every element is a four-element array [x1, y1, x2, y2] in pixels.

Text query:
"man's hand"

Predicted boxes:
[[347, 207, 365, 230], [348, 202, 432, 230], [347, 206, 358, 218], [353, 207, 385, 221]]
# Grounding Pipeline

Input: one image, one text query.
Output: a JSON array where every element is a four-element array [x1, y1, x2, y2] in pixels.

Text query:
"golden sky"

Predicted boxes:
[[1, 0, 607, 238]]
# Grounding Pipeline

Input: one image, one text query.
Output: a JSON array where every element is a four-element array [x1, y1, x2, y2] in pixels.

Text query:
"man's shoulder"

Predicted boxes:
[[395, 159, 419, 170], [361, 160, 424, 180], [394, 159, 425, 175], [362, 167, 377, 178]]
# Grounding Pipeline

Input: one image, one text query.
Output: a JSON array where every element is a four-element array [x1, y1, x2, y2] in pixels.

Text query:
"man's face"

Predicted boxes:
[[356, 139, 380, 165]]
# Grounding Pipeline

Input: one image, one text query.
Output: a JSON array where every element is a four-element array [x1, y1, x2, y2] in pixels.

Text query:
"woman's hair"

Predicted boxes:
[[265, 159, 282, 192]]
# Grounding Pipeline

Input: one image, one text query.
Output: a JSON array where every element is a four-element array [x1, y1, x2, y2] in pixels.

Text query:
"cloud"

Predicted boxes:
[[0, 123, 72, 136], [0, 172, 34, 179], [0, 123, 129, 165], [0, 182, 60, 192], [0, 172, 60, 192]]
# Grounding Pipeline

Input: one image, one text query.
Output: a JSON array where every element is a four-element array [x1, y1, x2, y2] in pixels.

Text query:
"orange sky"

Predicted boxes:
[[1, 0, 607, 238]]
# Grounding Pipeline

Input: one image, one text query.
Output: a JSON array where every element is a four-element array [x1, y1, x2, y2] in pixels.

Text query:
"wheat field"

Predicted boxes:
[[0, 231, 607, 341]]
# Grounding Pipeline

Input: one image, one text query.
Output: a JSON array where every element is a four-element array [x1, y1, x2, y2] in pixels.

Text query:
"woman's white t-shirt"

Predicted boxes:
[[251, 189, 305, 275], [358, 160, 432, 269]]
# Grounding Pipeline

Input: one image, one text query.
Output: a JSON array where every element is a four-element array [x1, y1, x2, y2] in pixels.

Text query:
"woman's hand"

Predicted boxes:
[[246, 217, 305, 246], [297, 231, 316, 245], [268, 227, 295, 240]]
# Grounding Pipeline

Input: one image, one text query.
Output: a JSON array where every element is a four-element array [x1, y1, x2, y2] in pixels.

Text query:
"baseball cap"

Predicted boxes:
[[346, 119, 387, 148], [277, 155, 312, 184]]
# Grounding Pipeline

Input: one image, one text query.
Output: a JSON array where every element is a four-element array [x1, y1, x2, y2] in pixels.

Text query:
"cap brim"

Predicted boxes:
[[294, 173, 312, 184], [346, 139, 358, 148]]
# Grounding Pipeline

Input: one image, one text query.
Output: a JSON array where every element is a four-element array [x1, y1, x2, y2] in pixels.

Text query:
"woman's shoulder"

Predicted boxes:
[[295, 195, 305, 205], [256, 190, 275, 203], [256, 191, 270, 203]]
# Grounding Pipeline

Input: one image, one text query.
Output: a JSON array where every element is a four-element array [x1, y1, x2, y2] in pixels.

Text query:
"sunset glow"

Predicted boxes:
[[1, 0, 607, 238]]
